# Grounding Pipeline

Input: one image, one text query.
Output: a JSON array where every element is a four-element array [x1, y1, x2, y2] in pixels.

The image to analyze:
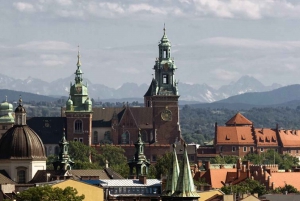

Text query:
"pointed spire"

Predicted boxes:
[[77, 45, 81, 67], [163, 23, 166, 35], [5, 95, 7, 102], [162, 144, 180, 196], [18, 95, 22, 106], [173, 143, 199, 198]]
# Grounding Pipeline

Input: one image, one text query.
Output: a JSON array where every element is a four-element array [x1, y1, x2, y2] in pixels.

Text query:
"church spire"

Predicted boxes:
[[75, 46, 83, 84], [162, 144, 180, 197], [77, 45, 81, 67], [173, 143, 199, 199]]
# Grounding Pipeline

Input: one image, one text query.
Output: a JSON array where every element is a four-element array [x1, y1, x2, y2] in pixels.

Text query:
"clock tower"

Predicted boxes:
[[65, 49, 93, 146], [144, 26, 181, 144]]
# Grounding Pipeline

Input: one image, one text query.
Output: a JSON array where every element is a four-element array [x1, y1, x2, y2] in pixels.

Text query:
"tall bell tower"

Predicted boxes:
[[144, 26, 181, 144], [65, 48, 93, 146]]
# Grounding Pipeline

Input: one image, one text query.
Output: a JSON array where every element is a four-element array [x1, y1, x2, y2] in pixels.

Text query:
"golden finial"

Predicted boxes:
[[19, 95, 22, 105], [77, 45, 81, 67]]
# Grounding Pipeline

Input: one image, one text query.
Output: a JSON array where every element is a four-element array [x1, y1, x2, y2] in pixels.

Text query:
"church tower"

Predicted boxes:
[[144, 26, 181, 144], [65, 49, 93, 146]]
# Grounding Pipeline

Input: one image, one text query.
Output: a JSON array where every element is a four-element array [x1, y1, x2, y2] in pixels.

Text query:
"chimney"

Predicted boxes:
[[139, 175, 147, 185]]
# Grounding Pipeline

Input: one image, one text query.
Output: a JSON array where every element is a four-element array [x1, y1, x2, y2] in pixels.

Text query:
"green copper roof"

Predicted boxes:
[[160, 26, 171, 47], [173, 143, 199, 198], [162, 144, 180, 196]]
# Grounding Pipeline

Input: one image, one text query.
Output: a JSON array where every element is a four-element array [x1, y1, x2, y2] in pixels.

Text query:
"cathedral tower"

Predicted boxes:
[[144, 26, 181, 144], [65, 49, 93, 146]]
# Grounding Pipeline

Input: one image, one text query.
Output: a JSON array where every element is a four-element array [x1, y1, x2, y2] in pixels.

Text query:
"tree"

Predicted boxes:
[[16, 185, 84, 201], [221, 179, 266, 196], [149, 152, 173, 179], [272, 184, 299, 194], [95, 145, 129, 178], [210, 155, 239, 164]]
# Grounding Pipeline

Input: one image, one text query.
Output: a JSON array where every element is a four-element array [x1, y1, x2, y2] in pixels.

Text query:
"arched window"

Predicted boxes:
[[17, 170, 26, 184], [163, 74, 168, 84], [93, 131, 98, 144], [142, 130, 148, 143], [74, 120, 83, 133], [121, 131, 130, 144]]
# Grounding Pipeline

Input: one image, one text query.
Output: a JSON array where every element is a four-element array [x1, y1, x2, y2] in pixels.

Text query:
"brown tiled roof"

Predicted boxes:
[[0, 170, 15, 184], [225, 113, 252, 126], [255, 128, 278, 147], [216, 126, 255, 145], [278, 130, 300, 147], [92, 107, 125, 121]]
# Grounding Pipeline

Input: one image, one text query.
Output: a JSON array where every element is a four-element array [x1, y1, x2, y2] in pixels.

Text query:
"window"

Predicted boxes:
[[288, 149, 291, 153], [190, 155, 195, 161], [142, 130, 148, 142], [121, 131, 130, 144], [164, 50, 167, 58], [55, 146, 59, 155], [17, 169, 26, 184], [74, 138, 78, 142], [260, 148, 264, 152], [74, 120, 83, 133], [243, 147, 247, 152], [232, 146, 236, 152], [250, 147, 254, 153], [152, 155, 157, 162], [93, 131, 98, 144], [79, 138, 83, 143], [162, 74, 169, 84], [219, 146, 223, 152]]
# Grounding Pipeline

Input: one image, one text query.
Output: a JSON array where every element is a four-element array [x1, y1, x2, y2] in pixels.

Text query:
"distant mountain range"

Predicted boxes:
[[0, 74, 282, 103]]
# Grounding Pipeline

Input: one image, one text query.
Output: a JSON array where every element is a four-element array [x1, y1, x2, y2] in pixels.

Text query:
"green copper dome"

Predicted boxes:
[[0, 101, 13, 111]]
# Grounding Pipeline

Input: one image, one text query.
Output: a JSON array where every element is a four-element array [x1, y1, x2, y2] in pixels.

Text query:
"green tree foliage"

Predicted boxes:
[[244, 149, 299, 170], [148, 153, 173, 179], [16, 185, 84, 201], [210, 155, 239, 164], [221, 179, 266, 196], [94, 145, 129, 178], [65, 142, 129, 178], [272, 184, 299, 194]]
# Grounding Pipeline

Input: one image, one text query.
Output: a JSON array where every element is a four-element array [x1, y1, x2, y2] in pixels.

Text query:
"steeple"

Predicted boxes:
[[128, 130, 151, 177], [144, 25, 179, 98], [53, 129, 75, 171], [75, 46, 83, 84], [172, 143, 199, 200], [162, 144, 180, 197]]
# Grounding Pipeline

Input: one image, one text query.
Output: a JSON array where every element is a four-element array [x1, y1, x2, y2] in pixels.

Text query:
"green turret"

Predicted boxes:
[[152, 25, 178, 96], [128, 130, 151, 177], [0, 96, 14, 124], [53, 129, 75, 170], [66, 49, 92, 112]]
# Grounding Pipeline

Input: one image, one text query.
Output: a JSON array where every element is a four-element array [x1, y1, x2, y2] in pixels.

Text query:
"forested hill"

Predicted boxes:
[[180, 105, 300, 144]]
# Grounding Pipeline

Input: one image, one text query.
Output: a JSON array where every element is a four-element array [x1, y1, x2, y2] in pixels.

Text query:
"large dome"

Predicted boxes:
[[0, 125, 46, 159]]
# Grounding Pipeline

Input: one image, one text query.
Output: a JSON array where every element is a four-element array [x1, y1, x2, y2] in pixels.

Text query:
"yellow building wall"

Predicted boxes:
[[53, 179, 104, 201]]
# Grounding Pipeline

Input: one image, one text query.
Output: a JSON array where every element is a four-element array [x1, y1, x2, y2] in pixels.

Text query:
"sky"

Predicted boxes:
[[2, 0, 300, 89]]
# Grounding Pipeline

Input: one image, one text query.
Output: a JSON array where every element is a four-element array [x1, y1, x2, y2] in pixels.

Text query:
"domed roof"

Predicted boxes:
[[0, 125, 46, 159], [0, 101, 13, 111], [66, 98, 73, 105]]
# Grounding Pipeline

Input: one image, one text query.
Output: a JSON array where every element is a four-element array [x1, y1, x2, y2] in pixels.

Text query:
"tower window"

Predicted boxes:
[[164, 50, 167, 58], [163, 74, 169, 84], [74, 120, 83, 133], [17, 169, 26, 184]]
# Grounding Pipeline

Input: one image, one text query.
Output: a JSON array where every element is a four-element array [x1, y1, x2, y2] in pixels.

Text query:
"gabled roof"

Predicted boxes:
[[270, 172, 300, 189], [0, 170, 15, 184], [225, 113, 252, 126], [144, 79, 155, 97], [92, 107, 125, 121], [201, 169, 236, 188], [198, 189, 224, 201], [129, 107, 153, 129]]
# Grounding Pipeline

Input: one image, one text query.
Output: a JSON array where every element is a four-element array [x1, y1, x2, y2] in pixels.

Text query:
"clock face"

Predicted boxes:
[[161, 109, 172, 121], [45, 122, 50, 127], [76, 87, 82, 93]]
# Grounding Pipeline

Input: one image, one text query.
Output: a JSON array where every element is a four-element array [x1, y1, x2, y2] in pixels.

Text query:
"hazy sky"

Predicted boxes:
[[2, 0, 300, 89]]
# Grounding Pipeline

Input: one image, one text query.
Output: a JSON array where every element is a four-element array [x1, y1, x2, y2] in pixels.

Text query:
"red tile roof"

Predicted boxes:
[[202, 169, 236, 188], [255, 128, 278, 147], [226, 113, 252, 126], [216, 126, 255, 145], [278, 130, 300, 147], [270, 172, 300, 189]]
